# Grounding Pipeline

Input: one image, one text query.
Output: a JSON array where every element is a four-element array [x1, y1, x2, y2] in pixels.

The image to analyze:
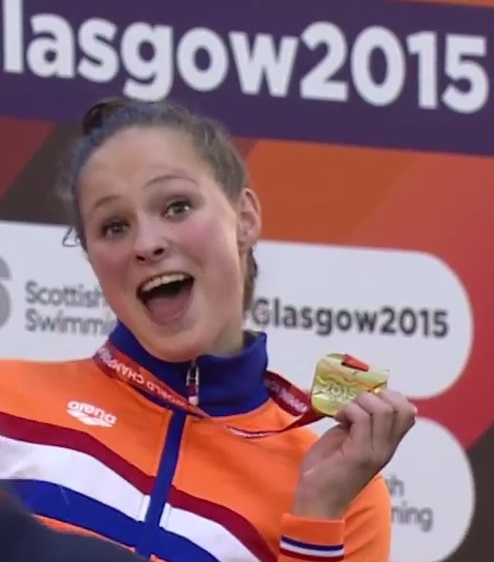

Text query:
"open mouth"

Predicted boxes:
[[137, 273, 195, 324]]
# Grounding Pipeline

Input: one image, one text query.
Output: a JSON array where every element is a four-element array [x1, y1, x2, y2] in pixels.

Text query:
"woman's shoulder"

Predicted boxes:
[[0, 356, 97, 417], [0, 356, 93, 382]]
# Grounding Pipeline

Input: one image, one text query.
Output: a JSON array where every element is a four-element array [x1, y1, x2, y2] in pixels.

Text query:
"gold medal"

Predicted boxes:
[[310, 353, 389, 417]]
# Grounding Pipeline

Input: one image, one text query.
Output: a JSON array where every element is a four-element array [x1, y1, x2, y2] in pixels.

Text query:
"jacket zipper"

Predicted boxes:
[[134, 363, 199, 559]]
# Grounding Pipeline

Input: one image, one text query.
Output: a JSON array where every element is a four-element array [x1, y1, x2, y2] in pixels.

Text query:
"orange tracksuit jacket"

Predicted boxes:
[[0, 322, 391, 562]]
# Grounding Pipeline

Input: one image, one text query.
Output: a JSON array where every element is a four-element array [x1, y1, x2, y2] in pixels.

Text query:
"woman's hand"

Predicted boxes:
[[293, 389, 416, 519]]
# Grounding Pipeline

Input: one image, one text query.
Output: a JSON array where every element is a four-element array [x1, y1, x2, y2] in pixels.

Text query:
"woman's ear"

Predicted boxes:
[[237, 188, 261, 253]]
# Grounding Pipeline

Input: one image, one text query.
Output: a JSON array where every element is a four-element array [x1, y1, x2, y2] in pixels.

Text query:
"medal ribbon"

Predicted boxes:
[[93, 342, 323, 439]]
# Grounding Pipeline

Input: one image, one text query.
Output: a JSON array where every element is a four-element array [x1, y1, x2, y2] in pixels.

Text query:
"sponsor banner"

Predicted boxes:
[[0, 0, 494, 155], [0, 219, 477, 562], [0, 221, 114, 360], [247, 240, 473, 400], [382, 417, 475, 562], [0, 219, 473, 401]]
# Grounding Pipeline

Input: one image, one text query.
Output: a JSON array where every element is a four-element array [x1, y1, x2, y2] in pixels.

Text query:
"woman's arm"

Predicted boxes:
[[277, 475, 390, 562]]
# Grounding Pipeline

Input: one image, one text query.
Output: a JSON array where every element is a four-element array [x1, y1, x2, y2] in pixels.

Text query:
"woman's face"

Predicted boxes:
[[78, 126, 260, 361]]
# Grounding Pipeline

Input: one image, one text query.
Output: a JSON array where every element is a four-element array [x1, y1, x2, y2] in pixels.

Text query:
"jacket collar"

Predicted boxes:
[[109, 322, 269, 416]]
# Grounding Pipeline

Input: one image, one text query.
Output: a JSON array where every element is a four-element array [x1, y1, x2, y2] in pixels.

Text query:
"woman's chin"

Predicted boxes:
[[139, 329, 216, 363]]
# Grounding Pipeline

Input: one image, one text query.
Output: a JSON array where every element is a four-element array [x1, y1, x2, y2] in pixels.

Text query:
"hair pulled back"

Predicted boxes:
[[58, 96, 258, 312]]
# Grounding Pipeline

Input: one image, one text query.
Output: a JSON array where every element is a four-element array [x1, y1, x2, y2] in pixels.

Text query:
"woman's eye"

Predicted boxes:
[[165, 200, 192, 218], [101, 221, 127, 238]]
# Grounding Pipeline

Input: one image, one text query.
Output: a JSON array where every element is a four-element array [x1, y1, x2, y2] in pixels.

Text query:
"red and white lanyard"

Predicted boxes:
[[93, 342, 323, 439]]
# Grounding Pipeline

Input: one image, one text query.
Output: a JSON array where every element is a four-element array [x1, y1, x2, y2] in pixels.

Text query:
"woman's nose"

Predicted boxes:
[[133, 225, 168, 263]]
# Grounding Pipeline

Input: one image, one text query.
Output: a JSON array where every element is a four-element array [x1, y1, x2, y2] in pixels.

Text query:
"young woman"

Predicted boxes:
[[0, 98, 416, 562]]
